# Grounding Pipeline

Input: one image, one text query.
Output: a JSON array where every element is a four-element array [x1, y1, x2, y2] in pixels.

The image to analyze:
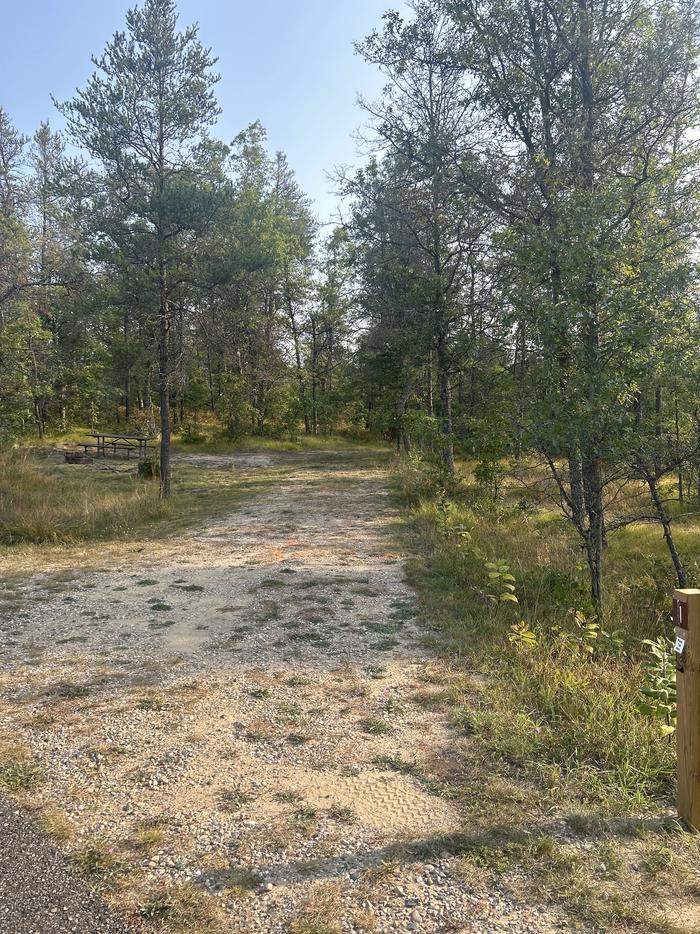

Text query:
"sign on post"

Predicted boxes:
[[675, 588, 700, 831]]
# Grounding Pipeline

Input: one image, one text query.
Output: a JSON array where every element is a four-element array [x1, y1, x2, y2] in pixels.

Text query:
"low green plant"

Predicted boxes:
[[137, 456, 160, 479], [570, 610, 602, 655], [51, 681, 90, 700], [131, 825, 166, 851], [486, 561, 518, 607], [275, 789, 303, 804], [359, 716, 393, 735], [217, 788, 251, 812], [508, 621, 538, 650], [0, 746, 39, 791], [638, 636, 677, 737], [327, 804, 358, 823], [294, 807, 319, 836], [566, 611, 623, 657], [373, 753, 421, 775], [71, 841, 116, 875]]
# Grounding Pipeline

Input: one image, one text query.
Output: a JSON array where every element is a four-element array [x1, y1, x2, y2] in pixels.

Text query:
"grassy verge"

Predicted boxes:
[[396, 456, 700, 932], [0, 437, 390, 555], [398, 457, 680, 810], [172, 431, 386, 455], [0, 450, 170, 546], [0, 447, 281, 551]]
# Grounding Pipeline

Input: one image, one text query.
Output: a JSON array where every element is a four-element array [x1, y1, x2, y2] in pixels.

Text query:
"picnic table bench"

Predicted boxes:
[[80, 432, 156, 460]]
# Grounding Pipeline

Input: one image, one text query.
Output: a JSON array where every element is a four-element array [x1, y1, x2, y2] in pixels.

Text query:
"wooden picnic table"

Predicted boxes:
[[83, 432, 156, 460]]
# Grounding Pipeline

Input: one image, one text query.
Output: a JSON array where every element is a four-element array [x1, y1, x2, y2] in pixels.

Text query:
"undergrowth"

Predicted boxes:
[[0, 450, 169, 546], [1, 434, 388, 550], [0, 448, 280, 548], [173, 430, 384, 455], [397, 456, 678, 812]]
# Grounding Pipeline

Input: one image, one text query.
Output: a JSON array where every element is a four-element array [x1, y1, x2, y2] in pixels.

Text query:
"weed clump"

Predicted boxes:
[[359, 716, 393, 736], [137, 882, 226, 931], [0, 745, 39, 791]]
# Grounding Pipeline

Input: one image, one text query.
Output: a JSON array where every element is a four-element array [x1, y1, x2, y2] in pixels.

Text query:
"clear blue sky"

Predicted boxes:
[[2, 0, 406, 223]]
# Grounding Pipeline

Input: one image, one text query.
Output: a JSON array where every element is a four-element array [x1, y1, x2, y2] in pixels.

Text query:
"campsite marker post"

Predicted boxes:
[[674, 588, 700, 830]]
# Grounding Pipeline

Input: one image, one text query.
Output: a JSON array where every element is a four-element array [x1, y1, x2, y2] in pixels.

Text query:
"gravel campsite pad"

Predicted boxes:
[[0, 451, 578, 933]]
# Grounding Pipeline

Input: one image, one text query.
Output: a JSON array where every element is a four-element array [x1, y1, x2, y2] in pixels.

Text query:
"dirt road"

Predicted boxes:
[[0, 451, 573, 933]]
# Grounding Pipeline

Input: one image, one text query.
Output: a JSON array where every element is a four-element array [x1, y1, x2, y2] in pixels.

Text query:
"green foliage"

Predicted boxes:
[[565, 612, 625, 659], [71, 841, 116, 875], [180, 422, 206, 445], [485, 561, 519, 608], [403, 413, 448, 462], [138, 456, 161, 480], [508, 621, 538, 651], [0, 746, 39, 792], [0, 309, 54, 440], [399, 459, 676, 807], [638, 637, 677, 737], [473, 458, 504, 500]]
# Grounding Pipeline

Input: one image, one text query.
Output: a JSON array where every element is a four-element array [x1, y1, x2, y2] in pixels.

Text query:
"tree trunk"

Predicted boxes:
[[426, 352, 434, 417], [29, 339, 45, 439], [287, 283, 310, 433], [582, 452, 604, 611], [59, 385, 67, 433], [675, 395, 684, 504], [158, 254, 171, 498], [124, 311, 131, 423], [396, 386, 412, 455], [310, 318, 318, 434], [648, 474, 687, 587], [578, 2, 604, 611], [436, 333, 454, 472]]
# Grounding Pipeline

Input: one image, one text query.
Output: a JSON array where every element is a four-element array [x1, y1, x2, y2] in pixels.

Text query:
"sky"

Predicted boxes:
[[1, 0, 407, 224]]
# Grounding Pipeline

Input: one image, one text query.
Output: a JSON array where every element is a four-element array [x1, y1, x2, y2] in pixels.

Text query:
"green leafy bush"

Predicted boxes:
[[638, 636, 677, 737]]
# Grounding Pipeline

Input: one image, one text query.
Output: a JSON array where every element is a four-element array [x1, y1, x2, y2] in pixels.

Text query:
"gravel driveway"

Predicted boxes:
[[0, 450, 582, 933]]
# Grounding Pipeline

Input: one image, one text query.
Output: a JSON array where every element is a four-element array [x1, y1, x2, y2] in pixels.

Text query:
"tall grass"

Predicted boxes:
[[0, 450, 169, 545], [173, 430, 385, 455], [398, 457, 678, 811]]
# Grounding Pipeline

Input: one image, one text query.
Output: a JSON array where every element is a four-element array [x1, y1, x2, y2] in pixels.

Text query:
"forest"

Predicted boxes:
[[3, 1, 700, 931], [3, 0, 700, 606]]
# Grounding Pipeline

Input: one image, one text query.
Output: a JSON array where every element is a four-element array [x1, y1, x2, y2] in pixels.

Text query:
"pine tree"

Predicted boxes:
[[58, 0, 220, 496]]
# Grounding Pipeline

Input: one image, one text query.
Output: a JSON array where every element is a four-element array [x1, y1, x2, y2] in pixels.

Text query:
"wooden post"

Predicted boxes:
[[675, 588, 700, 830]]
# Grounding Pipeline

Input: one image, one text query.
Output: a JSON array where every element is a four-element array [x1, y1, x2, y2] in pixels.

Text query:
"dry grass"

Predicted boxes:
[[135, 881, 226, 932], [352, 910, 379, 931], [130, 825, 167, 852], [39, 808, 74, 842], [0, 742, 40, 791], [0, 450, 169, 546], [0, 441, 298, 559], [289, 881, 344, 934]]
